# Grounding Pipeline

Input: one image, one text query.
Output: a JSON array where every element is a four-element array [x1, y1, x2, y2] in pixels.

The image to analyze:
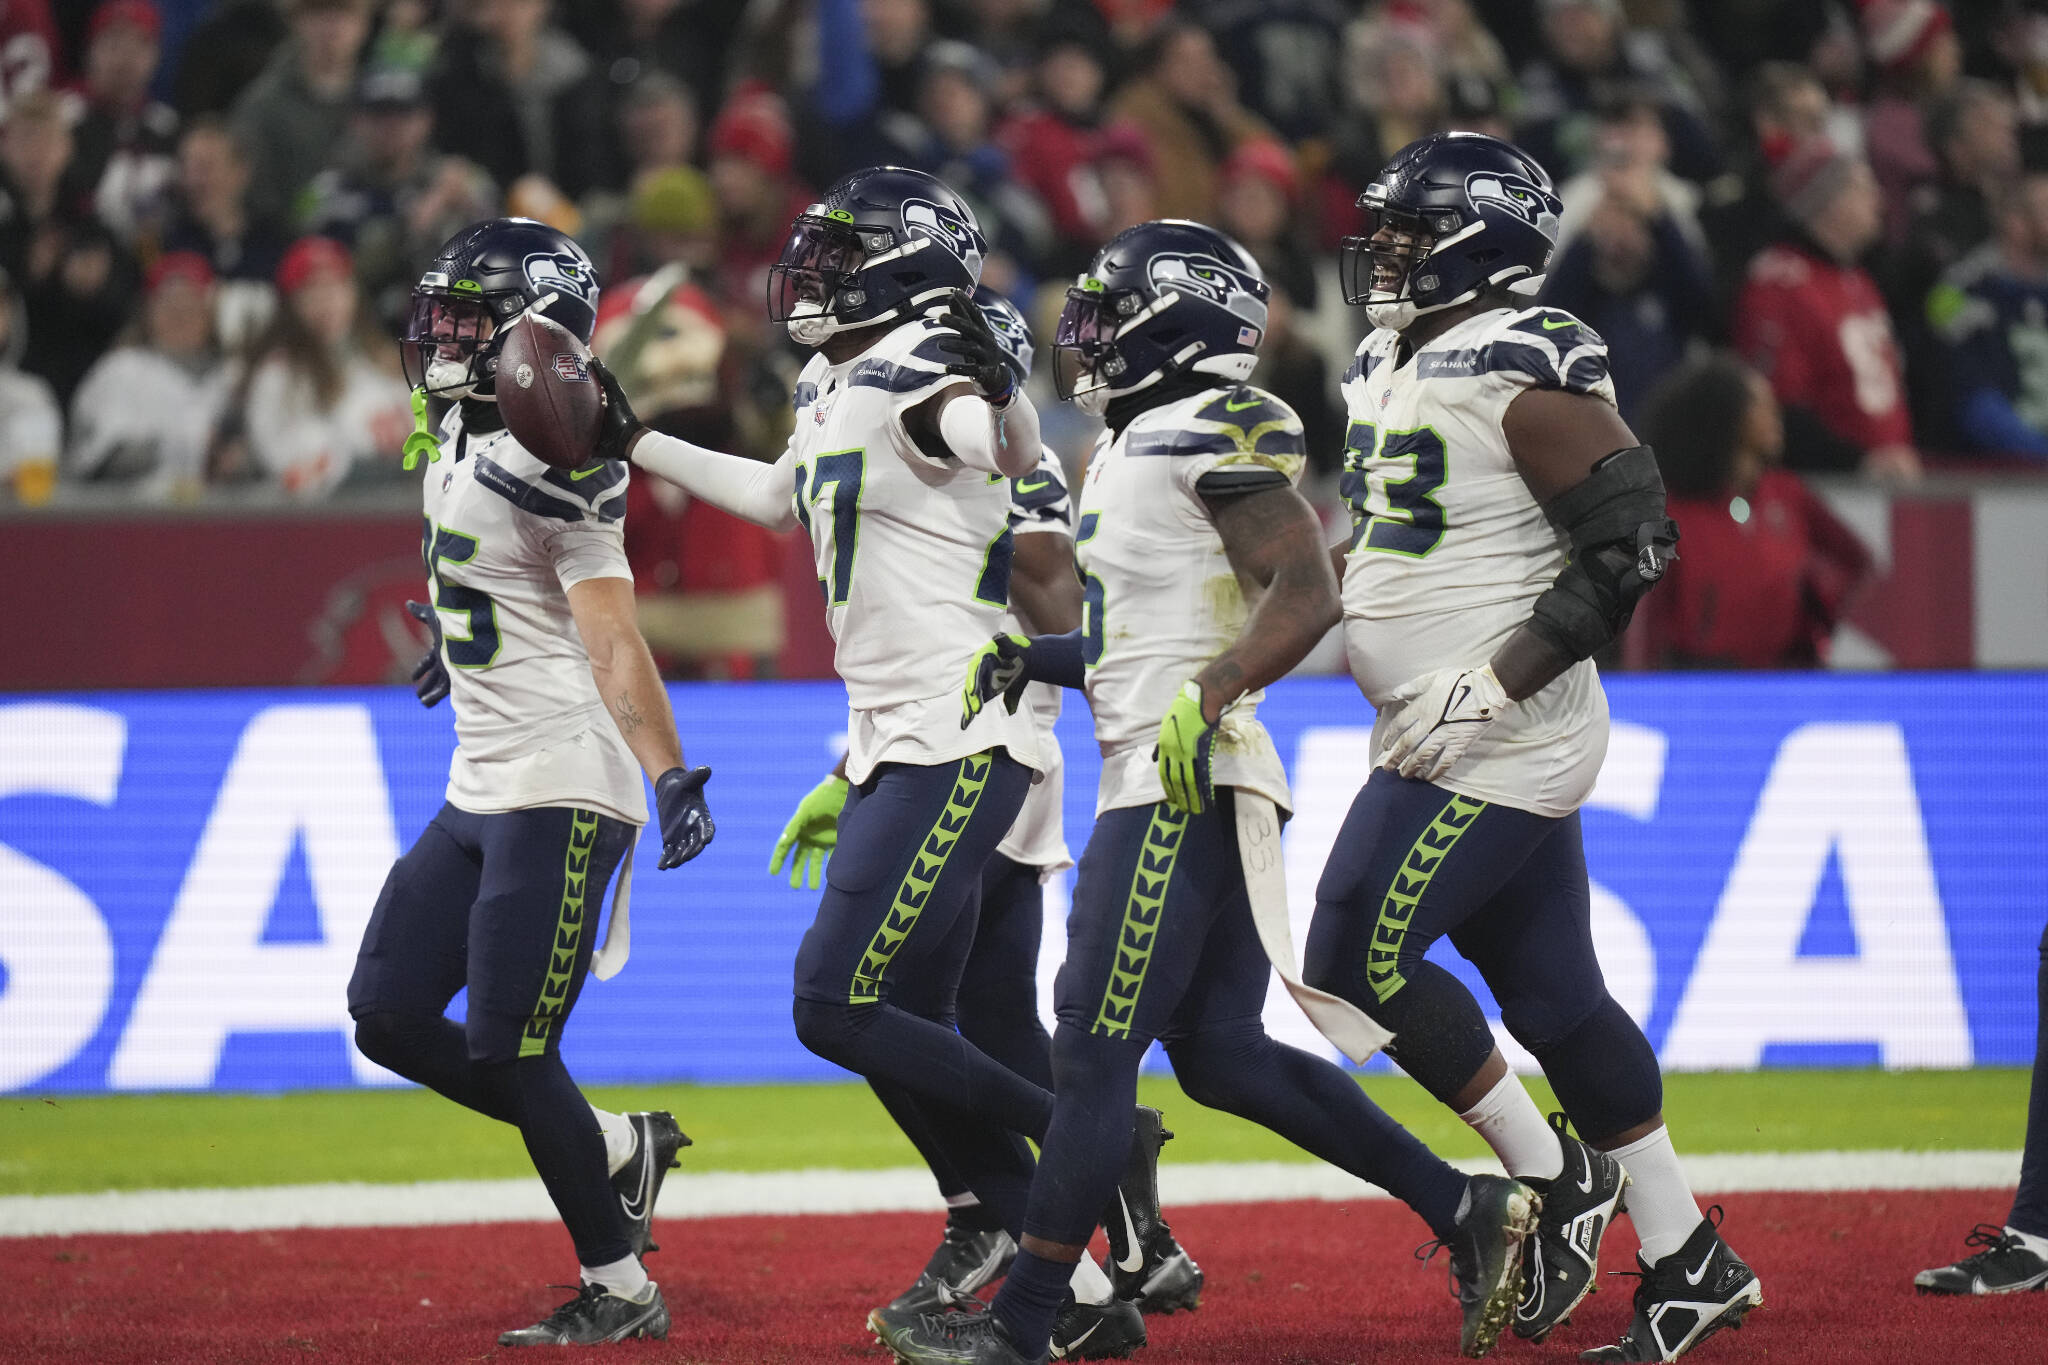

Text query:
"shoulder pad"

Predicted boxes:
[[1415, 308, 1611, 397], [1008, 449, 1072, 528], [475, 453, 629, 524], [845, 322, 954, 396]]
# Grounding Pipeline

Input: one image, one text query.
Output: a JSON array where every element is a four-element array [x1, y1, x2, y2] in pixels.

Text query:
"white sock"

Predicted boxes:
[[1457, 1074, 1563, 1181], [581, 1253, 651, 1301], [1069, 1254, 1114, 1305], [2008, 1226, 2048, 1258], [945, 1192, 980, 1211], [1607, 1126, 1702, 1265], [592, 1107, 637, 1177]]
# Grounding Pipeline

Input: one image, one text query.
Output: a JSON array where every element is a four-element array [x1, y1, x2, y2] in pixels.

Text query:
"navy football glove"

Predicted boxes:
[[654, 764, 715, 869], [933, 292, 1017, 407], [590, 357, 648, 465], [406, 600, 450, 708]]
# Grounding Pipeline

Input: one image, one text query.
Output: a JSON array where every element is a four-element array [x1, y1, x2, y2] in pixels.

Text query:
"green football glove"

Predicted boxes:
[[769, 773, 849, 889], [1155, 679, 1218, 815], [961, 632, 1033, 729]]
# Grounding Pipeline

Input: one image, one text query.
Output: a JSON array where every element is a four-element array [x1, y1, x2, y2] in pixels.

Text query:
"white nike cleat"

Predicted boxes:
[[1579, 1207, 1762, 1363]]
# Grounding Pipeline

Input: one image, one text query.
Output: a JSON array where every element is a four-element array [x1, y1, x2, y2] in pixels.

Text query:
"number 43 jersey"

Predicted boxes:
[[1339, 304, 1615, 818], [421, 408, 647, 825]]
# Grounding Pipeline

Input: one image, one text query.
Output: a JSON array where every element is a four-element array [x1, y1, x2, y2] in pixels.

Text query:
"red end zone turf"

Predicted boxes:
[[7, 1190, 2039, 1364]]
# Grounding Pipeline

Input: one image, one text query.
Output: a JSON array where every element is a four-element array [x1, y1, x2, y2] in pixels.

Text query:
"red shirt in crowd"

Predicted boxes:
[[1633, 469, 1874, 669], [1734, 242, 1912, 454]]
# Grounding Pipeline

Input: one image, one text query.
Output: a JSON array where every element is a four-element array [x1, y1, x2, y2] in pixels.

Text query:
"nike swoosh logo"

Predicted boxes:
[[619, 1121, 653, 1221], [1016, 476, 1050, 492], [1683, 1250, 1715, 1286], [1224, 395, 1260, 412], [1059, 1321, 1101, 1357], [1576, 1164, 1595, 1194], [1449, 684, 1471, 715], [1540, 316, 1575, 331], [1113, 1192, 1145, 1273], [569, 462, 607, 480]]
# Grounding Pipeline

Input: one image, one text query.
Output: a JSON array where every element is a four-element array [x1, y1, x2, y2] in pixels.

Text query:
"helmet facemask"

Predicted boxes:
[[1341, 199, 1478, 331], [403, 289, 499, 399], [1052, 283, 1140, 416]]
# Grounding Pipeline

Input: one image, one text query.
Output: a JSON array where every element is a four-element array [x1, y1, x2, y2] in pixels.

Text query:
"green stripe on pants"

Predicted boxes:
[[849, 753, 993, 1004], [1093, 803, 1188, 1039], [519, 808, 599, 1057], [1366, 793, 1487, 1003]]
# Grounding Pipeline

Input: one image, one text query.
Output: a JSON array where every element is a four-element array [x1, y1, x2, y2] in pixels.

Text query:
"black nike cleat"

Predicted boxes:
[[1050, 1293, 1146, 1360], [1516, 1112, 1631, 1342], [611, 1110, 689, 1257], [879, 1304, 1045, 1364], [497, 1281, 669, 1346], [884, 1221, 1018, 1316], [1579, 1207, 1762, 1362], [1914, 1224, 2048, 1295], [1419, 1173, 1541, 1359], [1102, 1106, 1203, 1313]]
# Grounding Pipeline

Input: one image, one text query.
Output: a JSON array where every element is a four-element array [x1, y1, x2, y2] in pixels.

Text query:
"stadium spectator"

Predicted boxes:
[[890, 41, 1051, 278], [65, 251, 227, 497], [1215, 137, 1315, 310], [1197, 0, 1346, 145], [1513, 0, 1718, 183], [1734, 138, 1921, 481], [997, 32, 1122, 276], [303, 64, 497, 338], [1632, 353, 1873, 670], [230, 0, 372, 227], [1553, 91, 1706, 261], [559, 0, 746, 132], [1928, 173, 2048, 463], [67, 0, 179, 244], [0, 87, 78, 293], [0, 0, 60, 123], [170, 0, 287, 118], [220, 235, 411, 498], [1109, 20, 1275, 224], [1090, 120, 1160, 239], [1335, 24, 1450, 188], [616, 71, 697, 184], [1860, 0, 1961, 247], [1700, 62, 1836, 311], [428, 0, 610, 200], [0, 265, 61, 506], [808, 0, 936, 178], [705, 85, 808, 318], [159, 117, 287, 348], [599, 165, 717, 284]]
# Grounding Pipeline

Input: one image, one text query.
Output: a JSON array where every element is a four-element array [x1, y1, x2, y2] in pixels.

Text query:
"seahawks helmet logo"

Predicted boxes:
[[978, 299, 1034, 378], [1147, 253, 1269, 330], [1465, 171, 1561, 239], [523, 251, 597, 305], [901, 197, 987, 276]]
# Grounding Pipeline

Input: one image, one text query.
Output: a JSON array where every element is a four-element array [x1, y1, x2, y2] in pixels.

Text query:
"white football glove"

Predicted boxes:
[[1377, 664, 1512, 782]]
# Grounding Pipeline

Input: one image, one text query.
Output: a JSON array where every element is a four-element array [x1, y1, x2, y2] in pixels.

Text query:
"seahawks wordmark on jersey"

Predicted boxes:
[[787, 315, 1040, 785], [421, 407, 646, 825], [1076, 383, 1305, 815], [994, 444, 1074, 875], [1339, 304, 1614, 817]]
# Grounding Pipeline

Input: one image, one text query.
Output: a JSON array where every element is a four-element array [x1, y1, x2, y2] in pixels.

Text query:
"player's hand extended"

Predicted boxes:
[[1154, 680, 1217, 815], [770, 773, 849, 889], [654, 764, 715, 869], [933, 292, 1018, 407], [1377, 664, 1511, 782], [961, 632, 1034, 729], [590, 357, 648, 464], [405, 601, 450, 708]]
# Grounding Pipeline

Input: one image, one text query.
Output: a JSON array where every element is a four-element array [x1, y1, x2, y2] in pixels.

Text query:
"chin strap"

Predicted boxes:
[[401, 386, 442, 470]]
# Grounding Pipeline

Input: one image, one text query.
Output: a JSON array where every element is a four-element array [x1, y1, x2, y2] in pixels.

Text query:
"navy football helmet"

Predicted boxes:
[[768, 166, 987, 345], [1052, 219, 1269, 415], [973, 285, 1034, 384], [1339, 132, 1561, 331], [403, 217, 599, 398]]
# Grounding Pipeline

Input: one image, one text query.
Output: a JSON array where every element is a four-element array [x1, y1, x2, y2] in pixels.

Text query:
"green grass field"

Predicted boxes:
[[0, 1069, 2025, 1197]]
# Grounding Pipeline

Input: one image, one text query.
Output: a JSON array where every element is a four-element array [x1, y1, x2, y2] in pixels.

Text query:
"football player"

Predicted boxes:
[[1304, 132, 1761, 1362], [766, 289, 1188, 1353], [347, 218, 715, 1348], [586, 167, 1174, 1343], [887, 220, 1542, 1365]]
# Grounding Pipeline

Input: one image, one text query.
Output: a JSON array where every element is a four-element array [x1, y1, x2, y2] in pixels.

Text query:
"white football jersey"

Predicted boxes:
[[789, 316, 1039, 784], [421, 406, 646, 825], [994, 445, 1073, 874], [1338, 304, 1614, 817], [1077, 383, 1305, 815]]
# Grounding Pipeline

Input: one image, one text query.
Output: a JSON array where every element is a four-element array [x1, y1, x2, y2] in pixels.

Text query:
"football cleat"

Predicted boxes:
[[1914, 1224, 2048, 1295], [885, 1221, 1019, 1316], [1051, 1294, 1147, 1360], [1418, 1173, 1541, 1359], [497, 1281, 669, 1347], [1102, 1106, 1203, 1313], [1516, 1112, 1631, 1341], [1579, 1207, 1763, 1362], [879, 1304, 1043, 1365], [611, 1110, 690, 1257]]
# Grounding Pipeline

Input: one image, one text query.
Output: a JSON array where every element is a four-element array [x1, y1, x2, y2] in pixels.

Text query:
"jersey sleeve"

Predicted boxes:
[[856, 319, 967, 470], [1468, 308, 1618, 408], [1158, 385, 1308, 504], [1007, 446, 1073, 537], [494, 454, 633, 589]]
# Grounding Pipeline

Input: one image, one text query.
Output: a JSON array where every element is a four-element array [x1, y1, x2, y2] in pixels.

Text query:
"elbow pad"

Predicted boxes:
[[1527, 445, 1679, 663]]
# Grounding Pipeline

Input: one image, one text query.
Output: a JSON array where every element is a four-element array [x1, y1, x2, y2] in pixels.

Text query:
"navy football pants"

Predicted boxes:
[[1305, 769, 1662, 1143], [2010, 918, 2048, 1237], [347, 802, 636, 1267]]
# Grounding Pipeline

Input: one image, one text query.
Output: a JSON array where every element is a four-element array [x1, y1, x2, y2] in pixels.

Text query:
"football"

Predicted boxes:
[[495, 311, 604, 470]]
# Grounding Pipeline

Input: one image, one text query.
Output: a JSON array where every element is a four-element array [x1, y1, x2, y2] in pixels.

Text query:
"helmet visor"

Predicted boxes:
[[1339, 203, 1435, 307], [1052, 286, 1130, 401], [766, 215, 866, 324], [402, 293, 497, 393]]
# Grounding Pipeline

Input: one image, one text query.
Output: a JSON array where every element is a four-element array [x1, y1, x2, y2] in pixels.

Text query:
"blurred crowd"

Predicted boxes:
[[6, 0, 2048, 667]]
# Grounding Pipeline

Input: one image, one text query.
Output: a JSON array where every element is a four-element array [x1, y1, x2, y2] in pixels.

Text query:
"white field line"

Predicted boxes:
[[0, 1150, 2019, 1239]]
